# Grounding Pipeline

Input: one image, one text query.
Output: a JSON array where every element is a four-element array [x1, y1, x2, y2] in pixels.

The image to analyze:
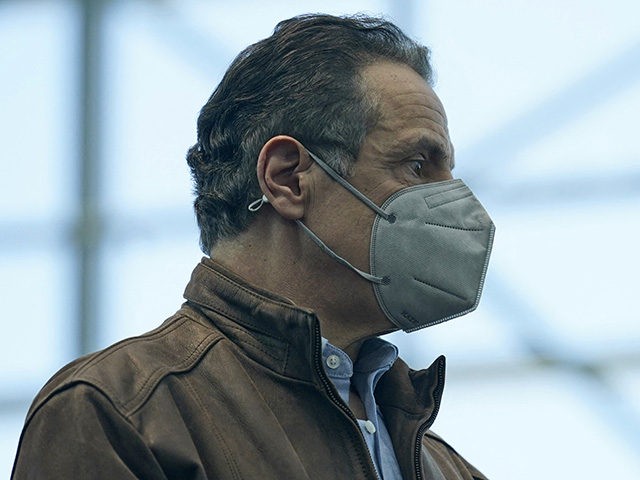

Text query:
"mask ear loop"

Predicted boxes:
[[248, 151, 394, 221], [246, 148, 389, 284], [306, 151, 394, 222], [248, 195, 269, 212], [246, 195, 385, 284], [302, 150, 390, 283], [295, 220, 385, 284]]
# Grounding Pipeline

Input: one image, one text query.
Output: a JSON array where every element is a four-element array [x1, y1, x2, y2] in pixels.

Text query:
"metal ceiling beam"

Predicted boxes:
[[2, 165, 637, 251], [483, 270, 640, 451], [75, 0, 106, 355], [482, 167, 640, 208], [461, 40, 640, 185]]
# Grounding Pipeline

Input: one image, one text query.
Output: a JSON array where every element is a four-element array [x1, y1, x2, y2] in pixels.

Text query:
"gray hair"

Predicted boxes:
[[186, 13, 432, 253]]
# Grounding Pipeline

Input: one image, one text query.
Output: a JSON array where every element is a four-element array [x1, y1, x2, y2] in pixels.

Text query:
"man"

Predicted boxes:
[[13, 14, 494, 479]]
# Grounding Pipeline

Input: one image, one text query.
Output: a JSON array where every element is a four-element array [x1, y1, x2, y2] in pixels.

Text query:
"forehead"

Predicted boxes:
[[358, 61, 452, 163], [360, 61, 447, 125]]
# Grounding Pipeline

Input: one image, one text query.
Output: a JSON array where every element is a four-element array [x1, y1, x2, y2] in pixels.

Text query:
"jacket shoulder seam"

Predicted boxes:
[[14, 380, 139, 480], [89, 328, 222, 416], [29, 314, 223, 418], [73, 315, 192, 376], [23, 379, 133, 435]]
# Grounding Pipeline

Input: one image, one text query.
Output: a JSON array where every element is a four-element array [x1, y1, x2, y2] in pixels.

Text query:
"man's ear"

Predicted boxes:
[[256, 136, 311, 220]]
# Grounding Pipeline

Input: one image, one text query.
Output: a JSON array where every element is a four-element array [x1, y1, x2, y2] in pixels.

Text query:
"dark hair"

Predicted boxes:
[[187, 13, 432, 253]]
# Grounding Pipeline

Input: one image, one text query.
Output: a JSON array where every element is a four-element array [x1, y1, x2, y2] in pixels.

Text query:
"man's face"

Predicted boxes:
[[306, 61, 454, 259], [351, 61, 454, 203], [301, 61, 455, 329]]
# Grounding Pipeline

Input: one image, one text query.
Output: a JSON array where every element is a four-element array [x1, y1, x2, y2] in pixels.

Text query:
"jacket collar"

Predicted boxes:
[[377, 355, 446, 480], [183, 257, 445, 424], [183, 257, 323, 382]]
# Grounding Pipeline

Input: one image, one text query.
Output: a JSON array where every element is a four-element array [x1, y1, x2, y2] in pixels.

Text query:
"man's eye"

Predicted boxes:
[[410, 160, 424, 176]]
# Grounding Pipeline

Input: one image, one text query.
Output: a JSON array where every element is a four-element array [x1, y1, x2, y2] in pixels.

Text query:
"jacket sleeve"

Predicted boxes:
[[12, 383, 167, 480]]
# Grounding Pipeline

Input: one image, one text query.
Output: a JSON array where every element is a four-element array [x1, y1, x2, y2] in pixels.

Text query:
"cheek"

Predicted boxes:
[[358, 178, 404, 207], [343, 206, 377, 268], [431, 167, 453, 182]]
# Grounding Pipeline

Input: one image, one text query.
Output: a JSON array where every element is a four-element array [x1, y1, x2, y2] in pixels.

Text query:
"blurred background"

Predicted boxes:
[[1, 0, 639, 478]]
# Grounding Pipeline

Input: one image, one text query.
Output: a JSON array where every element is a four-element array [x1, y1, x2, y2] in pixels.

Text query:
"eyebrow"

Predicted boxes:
[[394, 134, 455, 170]]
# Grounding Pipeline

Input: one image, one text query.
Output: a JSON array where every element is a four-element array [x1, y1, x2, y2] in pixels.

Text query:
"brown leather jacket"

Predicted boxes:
[[13, 258, 488, 479]]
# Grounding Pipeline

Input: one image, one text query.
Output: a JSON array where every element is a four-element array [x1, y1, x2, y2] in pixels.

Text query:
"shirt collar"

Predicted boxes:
[[321, 337, 399, 408], [321, 338, 398, 379]]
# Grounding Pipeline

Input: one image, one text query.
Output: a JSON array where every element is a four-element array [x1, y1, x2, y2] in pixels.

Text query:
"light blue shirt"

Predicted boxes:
[[322, 338, 403, 480]]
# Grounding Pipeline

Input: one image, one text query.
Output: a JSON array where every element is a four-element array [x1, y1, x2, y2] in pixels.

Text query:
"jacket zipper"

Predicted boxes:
[[413, 358, 446, 480], [312, 322, 381, 480]]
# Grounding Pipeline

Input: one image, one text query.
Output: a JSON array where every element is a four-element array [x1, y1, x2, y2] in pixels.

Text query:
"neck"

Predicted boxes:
[[211, 210, 396, 361]]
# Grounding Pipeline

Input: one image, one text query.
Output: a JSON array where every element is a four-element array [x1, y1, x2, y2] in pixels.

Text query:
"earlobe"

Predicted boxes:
[[256, 136, 310, 220]]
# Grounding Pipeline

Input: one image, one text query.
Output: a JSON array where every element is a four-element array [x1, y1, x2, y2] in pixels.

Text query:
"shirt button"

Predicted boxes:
[[326, 354, 341, 369], [364, 420, 376, 434]]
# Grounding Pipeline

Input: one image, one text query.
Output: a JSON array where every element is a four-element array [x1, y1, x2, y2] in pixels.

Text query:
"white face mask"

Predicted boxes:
[[249, 150, 495, 332]]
